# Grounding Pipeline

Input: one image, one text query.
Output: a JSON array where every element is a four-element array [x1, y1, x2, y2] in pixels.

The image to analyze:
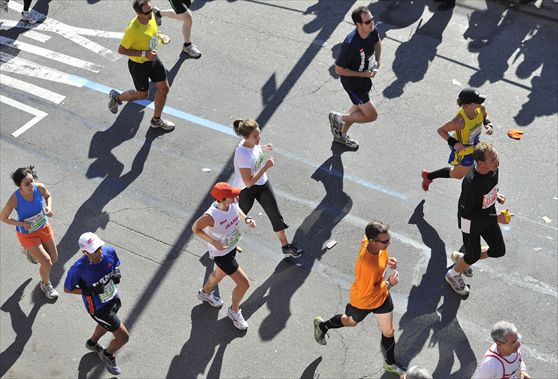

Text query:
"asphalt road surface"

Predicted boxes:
[[1, 0, 557, 378]]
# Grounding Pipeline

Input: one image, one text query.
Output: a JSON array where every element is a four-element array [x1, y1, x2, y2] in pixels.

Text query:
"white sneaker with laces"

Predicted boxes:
[[227, 307, 248, 330], [40, 282, 59, 299], [197, 289, 223, 307], [21, 11, 38, 24], [450, 251, 473, 277], [150, 118, 175, 131], [445, 271, 470, 296], [183, 44, 201, 59]]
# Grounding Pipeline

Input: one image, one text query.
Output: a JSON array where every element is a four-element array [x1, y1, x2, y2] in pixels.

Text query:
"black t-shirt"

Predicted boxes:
[[336, 28, 379, 86], [458, 167, 499, 226]]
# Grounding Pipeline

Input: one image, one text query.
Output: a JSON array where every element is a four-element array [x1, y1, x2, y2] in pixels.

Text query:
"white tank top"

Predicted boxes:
[[203, 202, 241, 258], [474, 344, 525, 379]]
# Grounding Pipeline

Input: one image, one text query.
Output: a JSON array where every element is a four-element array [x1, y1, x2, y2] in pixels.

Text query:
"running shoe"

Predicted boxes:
[[0, 0, 8, 12], [383, 361, 406, 375], [150, 117, 175, 131], [333, 133, 359, 149], [153, 6, 162, 26], [21, 248, 38, 264], [227, 307, 248, 330], [313, 316, 327, 345], [328, 111, 343, 137], [421, 169, 432, 191], [282, 243, 303, 258], [21, 11, 38, 24], [40, 282, 59, 299], [108, 90, 121, 114], [450, 251, 473, 277], [85, 339, 104, 353], [183, 44, 202, 59], [98, 348, 122, 375], [197, 289, 223, 308], [445, 271, 470, 296]]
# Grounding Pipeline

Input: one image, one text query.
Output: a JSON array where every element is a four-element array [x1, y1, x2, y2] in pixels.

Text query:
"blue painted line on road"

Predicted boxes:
[[68, 74, 408, 201]]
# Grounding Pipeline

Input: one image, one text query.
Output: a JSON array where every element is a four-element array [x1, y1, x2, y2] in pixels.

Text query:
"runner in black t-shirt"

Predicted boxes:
[[445, 143, 512, 296], [328, 6, 382, 149]]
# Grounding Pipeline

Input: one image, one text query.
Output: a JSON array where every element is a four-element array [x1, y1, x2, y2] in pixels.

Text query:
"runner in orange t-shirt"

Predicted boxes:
[[313, 221, 406, 376]]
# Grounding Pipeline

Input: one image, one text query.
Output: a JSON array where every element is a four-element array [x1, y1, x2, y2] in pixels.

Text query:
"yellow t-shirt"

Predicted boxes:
[[454, 107, 483, 156], [120, 16, 158, 64], [349, 238, 389, 310]]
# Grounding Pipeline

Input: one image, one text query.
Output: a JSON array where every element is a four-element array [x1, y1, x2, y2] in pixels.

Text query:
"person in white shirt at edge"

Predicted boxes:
[[232, 118, 303, 258], [472, 321, 530, 379], [192, 182, 256, 330]]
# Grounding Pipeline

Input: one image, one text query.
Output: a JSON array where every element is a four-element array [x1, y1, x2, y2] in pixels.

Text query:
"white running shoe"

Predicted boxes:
[[450, 251, 473, 277], [40, 282, 59, 299], [227, 307, 248, 330], [197, 289, 223, 307], [183, 44, 201, 59], [150, 117, 175, 131], [21, 11, 38, 24], [445, 271, 470, 296]]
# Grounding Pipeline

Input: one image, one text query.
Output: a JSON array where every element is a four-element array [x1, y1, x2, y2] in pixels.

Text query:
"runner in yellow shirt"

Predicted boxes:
[[108, 0, 175, 131]]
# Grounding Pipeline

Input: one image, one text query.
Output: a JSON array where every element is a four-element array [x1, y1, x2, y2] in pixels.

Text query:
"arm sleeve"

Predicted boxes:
[[64, 267, 80, 292], [335, 42, 353, 68], [235, 149, 252, 169]]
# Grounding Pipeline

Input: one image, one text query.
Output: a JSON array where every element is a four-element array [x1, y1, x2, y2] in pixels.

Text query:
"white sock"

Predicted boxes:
[[335, 113, 343, 123]]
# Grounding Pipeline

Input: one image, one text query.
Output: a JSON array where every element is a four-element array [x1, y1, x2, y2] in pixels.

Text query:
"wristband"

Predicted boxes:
[[245, 217, 253, 224], [447, 136, 458, 147], [386, 280, 393, 290], [483, 118, 492, 126], [141, 50, 146, 58]]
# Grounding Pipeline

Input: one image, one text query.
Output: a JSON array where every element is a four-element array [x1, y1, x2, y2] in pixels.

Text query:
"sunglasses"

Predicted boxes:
[[374, 238, 390, 245], [361, 18, 374, 25], [140, 7, 153, 15]]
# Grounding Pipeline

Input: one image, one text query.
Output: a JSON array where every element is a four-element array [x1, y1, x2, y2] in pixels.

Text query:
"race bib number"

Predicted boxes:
[[482, 185, 498, 209], [224, 229, 241, 248], [149, 34, 158, 51], [24, 211, 46, 233], [99, 280, 117, 303]]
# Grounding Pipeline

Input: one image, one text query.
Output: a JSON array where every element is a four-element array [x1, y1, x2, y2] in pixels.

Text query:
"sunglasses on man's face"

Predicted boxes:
[[361, 18, 374, 25]]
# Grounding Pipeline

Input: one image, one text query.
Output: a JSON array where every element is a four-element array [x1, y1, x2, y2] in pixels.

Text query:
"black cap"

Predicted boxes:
[[458, 88, 486, 104]]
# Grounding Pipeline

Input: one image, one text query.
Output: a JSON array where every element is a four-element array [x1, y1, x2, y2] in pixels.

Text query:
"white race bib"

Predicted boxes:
[[99, 280, 117, 303], [24, 211, 46, 233], [224, 229, 241, 248]]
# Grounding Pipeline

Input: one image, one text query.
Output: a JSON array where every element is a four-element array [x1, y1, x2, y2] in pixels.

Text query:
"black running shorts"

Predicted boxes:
[[213, 248, 240, 276], [345, 293, 394, 323], [128, 58, 167, 92], [168, 0, 191, 14], [90, 297, 122, 332]]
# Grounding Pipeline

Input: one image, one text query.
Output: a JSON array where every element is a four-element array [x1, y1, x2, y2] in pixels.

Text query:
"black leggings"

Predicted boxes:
[[23, 0, 32, 11], [462, 222, 505, 266], [239, 181, 288, 232]]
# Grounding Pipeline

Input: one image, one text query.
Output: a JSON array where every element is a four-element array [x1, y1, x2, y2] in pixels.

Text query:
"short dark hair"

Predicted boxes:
[[473, 142, 497, 162], [351, 6, 370, 24], [133, 0, 150, 13], [365, 220, 389, 240], [11, 166, 37, 186]]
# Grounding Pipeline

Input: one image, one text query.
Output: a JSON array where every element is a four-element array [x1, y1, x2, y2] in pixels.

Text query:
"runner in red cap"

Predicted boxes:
[[192, 182, 256, 330]]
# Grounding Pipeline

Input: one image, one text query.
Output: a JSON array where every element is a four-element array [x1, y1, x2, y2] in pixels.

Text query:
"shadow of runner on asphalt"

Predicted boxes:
[[241, 143, 353, 341], [165, 304, 246, 379], [300, 356, 322, 379], [0, 278, 49, 377], [383, 3, 453, 99], [49, 103, 160, 288], [396, 200, 476, 377]]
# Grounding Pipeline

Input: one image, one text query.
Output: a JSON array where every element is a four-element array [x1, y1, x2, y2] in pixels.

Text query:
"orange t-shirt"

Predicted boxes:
[[349, 238, 389, 309]]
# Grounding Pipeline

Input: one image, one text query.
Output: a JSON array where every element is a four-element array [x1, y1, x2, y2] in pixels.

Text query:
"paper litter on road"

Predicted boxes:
[[542, 216, 552, 223], [202, 168, 211, 172], [325, 240, 337, 249]]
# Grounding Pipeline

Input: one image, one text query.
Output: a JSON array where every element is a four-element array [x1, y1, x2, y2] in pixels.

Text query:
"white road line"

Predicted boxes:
[[0, 19, 124, 39], [0, 95, 47, 137], [5, 2, 120, 61], [0, 74, 66, 104], [20, 29, 51, 43], [0, 36, 102, 72], [0, 52, 86, 87]]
